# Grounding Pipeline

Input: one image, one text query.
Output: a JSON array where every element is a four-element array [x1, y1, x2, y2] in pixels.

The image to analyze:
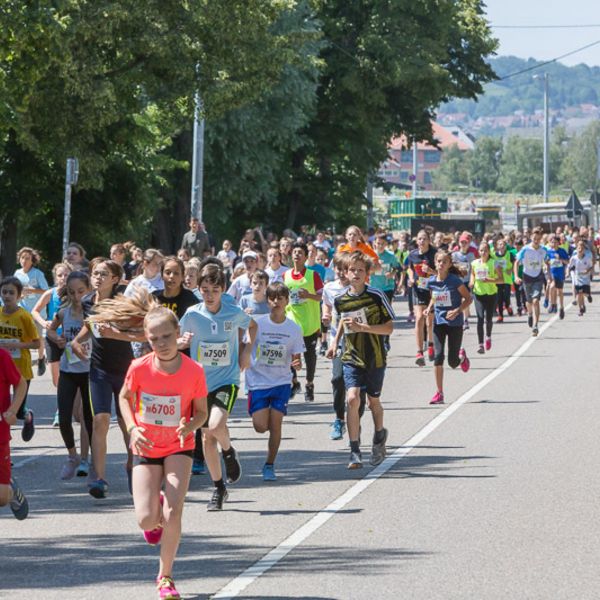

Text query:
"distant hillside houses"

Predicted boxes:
[[440, 102, 600, 139], [378, 122, 474, 191]]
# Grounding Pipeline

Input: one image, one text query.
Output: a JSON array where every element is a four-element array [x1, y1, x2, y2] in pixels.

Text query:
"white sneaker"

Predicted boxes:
[[61, 455, 81, 480]]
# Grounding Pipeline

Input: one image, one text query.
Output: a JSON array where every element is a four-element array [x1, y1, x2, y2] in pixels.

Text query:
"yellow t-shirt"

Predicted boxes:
[[0, 307, 39, 379]]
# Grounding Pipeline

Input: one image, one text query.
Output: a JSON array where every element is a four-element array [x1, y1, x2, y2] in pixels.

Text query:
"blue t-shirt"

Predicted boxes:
[[180, 300, 251, 391], [239, 294, 270, 316], [545, 247, 569, 281], [14, 267, 49, 313], [428, 273, 465, 327]]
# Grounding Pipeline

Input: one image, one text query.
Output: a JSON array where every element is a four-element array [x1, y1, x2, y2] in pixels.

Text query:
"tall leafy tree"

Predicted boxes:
[[469, 136, 503, 191], [431, 145, 471, 191], [0, 0, 301, 271], [282, 0, 497, 228], [559, 121, 600, 194]]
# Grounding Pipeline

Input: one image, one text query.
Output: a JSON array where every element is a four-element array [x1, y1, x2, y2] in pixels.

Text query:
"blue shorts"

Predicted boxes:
[[342, 364, 386, 398], [89, 366, 126, 417], [247, 384, 292, 416]]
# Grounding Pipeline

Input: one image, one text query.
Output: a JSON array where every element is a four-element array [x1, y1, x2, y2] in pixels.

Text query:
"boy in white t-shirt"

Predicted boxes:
[[246, 282, 304, 481]]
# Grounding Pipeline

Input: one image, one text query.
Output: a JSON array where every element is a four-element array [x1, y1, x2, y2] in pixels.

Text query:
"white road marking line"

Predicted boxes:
[[12, 446, 64, 469], [212, 309, 566, 599]]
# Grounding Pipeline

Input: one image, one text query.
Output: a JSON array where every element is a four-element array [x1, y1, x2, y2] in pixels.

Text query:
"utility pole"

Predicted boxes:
[[62, 158, 79, 257], [190, 90, 205, 222]]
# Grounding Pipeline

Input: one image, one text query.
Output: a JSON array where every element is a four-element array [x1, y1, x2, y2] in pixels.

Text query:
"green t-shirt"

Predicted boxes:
[[472, 258, 498, 296], [370, 250, 400, 292]]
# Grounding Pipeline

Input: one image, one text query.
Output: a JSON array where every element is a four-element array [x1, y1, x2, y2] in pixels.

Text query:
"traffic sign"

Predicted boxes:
[[566, 190, 583, 216]]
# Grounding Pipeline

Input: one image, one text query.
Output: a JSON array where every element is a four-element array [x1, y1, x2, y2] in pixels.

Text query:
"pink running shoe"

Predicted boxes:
[[460, 352, 470, 373], [430, 391, 444, 405], [485, 337, 492, 351], [458, 348, 466, 362], [143, 492, 164, 546], [156, 575, 180, 600]]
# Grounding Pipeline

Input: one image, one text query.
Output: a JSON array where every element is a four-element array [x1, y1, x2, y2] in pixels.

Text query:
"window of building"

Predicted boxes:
[[423, 171, 433, 184], [424, 151, 440, 163]]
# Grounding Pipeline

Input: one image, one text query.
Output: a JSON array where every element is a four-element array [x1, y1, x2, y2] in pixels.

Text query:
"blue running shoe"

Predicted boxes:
[[192, 459, 205, 475], [88, 478, 108, 499], [262, 464, 277, 482], [330, 418, 345, 441], [76, 459, 89, 477]]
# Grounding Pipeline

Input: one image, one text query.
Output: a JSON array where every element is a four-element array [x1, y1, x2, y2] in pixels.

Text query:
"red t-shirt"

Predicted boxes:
[[0, 348, 23, 443], [289, 268, 324, 292], [124, 353, 207, 458]]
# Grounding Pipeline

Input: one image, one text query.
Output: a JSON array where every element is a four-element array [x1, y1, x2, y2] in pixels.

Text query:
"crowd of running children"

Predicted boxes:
[[1, 221, 596, 599]]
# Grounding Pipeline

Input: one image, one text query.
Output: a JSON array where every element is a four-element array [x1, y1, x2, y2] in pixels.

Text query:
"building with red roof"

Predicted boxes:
[[378, 121, 473, 190]]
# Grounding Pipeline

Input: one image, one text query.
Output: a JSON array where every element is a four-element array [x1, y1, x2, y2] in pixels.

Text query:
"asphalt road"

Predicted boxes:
[[2, 290, 599, 600]]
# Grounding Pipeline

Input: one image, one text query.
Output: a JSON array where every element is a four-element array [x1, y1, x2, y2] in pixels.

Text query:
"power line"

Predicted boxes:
[[493, 24, 600, 29], [499, 39, 600, 80]]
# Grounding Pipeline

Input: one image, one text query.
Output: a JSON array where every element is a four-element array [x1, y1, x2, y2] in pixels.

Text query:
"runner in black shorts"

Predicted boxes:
[[71, 258, 143, 499], [406, 230, 437, 366]]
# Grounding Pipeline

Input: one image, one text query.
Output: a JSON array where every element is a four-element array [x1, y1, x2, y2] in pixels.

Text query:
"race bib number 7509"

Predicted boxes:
[[198, 342, 231, 367]]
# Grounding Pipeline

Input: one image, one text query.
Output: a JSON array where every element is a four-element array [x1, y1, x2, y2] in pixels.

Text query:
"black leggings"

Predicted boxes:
[[514, 282, 526, 310], [57, 371, 93, 451], [474, 294, 496, 344], [497, 283, 511, 315], [433, 324, 463, 368], [292, 330, 320, 385], [16, 380, 31, 420]]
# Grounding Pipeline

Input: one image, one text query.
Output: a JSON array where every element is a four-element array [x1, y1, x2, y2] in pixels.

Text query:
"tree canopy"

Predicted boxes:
[[0, 0, 497, 273]]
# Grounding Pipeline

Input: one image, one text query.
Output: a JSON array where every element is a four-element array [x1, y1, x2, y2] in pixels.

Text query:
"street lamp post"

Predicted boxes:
[[412, 137, 418, 199], [543, 73, 549, 202], [533, 73, 550, 201], [62, 158, 79, 257], [190, 90, 205, 222]]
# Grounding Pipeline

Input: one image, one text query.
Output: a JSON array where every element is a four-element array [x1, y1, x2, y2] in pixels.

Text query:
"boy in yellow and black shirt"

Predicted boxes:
[[328, 251, 394, 470], [0, 277, 40, 442]]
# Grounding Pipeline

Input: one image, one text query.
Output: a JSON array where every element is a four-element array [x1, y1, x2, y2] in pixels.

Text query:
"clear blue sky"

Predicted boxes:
[[484, 0, 600, 67]]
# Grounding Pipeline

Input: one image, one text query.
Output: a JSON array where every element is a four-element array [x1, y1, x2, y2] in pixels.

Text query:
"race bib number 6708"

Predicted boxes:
[[139, 393, 181, 427]]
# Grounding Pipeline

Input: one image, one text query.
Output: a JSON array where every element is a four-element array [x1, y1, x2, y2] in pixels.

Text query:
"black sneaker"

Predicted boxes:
[[588, 294, 593, 303], [319, 341, 328, 357], [304, 383, 315, 403], [37, 358, 46, 377], [223, 447, 242, 484], [21, 409, 35, 442], [559, 308, 565, 320], [532, 326, 539, 337], [370, 428, 388, 466], [527, 315, 533, 328], [290, 380, 302, 399], [9, 478, 29, 520], [207, 487, 228, 511]]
